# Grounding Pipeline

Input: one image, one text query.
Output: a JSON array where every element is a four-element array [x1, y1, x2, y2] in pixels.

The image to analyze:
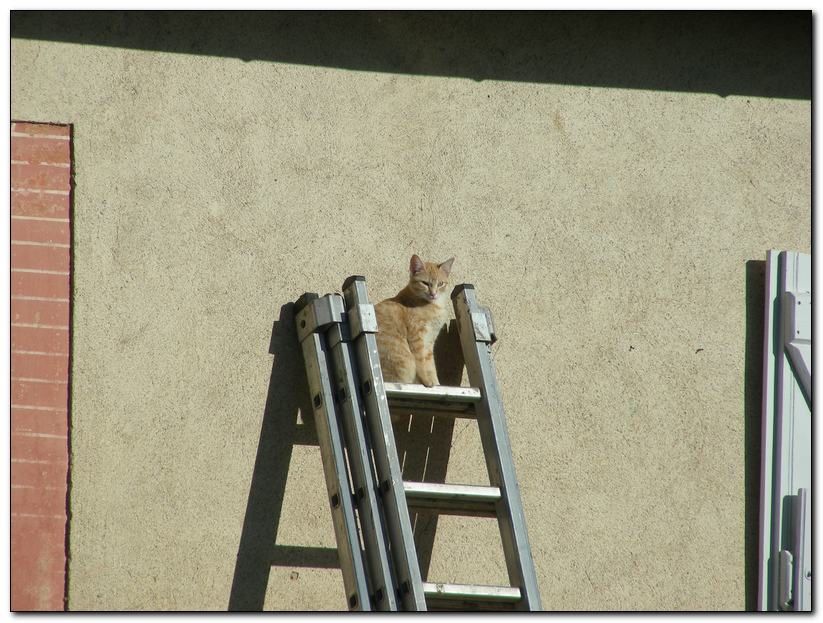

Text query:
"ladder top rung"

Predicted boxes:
[[384, 383, 482, 403], [423, 582, 521, 607]]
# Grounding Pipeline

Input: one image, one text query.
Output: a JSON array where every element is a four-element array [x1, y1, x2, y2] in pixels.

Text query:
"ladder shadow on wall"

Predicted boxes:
[[228, 302, 334, 611], [392, 320, 464, 580]]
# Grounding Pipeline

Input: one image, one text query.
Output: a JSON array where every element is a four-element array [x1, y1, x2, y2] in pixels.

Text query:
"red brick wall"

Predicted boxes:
[[10, 121, 72, 611]]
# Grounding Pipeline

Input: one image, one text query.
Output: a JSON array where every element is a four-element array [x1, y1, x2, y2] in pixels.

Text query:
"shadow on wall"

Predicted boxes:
[[743, 260, 766, 612], [229, 303, 465, 610], [11, 10, 811, 100], [228, 302, 333, 611]]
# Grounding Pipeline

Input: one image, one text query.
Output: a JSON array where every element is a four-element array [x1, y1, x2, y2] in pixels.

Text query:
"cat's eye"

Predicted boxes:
[[421, 281, 431, 287]]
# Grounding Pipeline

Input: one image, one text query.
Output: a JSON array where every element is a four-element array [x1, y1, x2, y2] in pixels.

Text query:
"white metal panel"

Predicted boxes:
[[758, 250, 812, 611]]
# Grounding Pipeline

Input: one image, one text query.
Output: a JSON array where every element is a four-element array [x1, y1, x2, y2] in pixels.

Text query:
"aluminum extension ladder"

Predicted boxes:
[[294, 276, 541, 611]]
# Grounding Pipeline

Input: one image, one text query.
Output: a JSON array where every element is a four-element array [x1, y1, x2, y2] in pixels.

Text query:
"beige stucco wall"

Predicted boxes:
[[11, 13, 810, 611]]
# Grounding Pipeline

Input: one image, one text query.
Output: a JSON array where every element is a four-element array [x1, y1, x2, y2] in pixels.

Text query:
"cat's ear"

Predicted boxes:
[[410, 254, 425, 275], [438, 257, 455, 276]]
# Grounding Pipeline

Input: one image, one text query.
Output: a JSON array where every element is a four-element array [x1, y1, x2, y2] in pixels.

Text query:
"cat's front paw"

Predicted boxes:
[[419, 373, 439, 388]]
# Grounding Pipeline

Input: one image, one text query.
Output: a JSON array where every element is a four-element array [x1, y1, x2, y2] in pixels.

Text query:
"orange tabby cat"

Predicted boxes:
[[375, 255, 455, 386]]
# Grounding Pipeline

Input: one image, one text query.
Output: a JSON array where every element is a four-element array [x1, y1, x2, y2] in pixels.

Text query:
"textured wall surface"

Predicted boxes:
[[11, 12, 810, 611]]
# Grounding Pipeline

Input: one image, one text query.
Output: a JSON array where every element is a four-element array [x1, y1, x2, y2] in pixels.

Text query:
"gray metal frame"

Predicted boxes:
[[341, 276, 428, 610], [294, 293, 371, 611], [451, 284, 542, 611], [325, 298, 399, 610], [296, 279, 543, 611], [758, 250, 812, 611]]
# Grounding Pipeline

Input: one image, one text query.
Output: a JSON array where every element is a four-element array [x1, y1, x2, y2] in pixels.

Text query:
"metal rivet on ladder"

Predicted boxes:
[[400, 580, 410, 595], [362, 380, 371, 395], [330, 493, 340, 508], [373, 588, 384, 603], [337, 386, 347, 402], [313, 394, 322, 409], [349, 594, 358, 609], [379, 480, 390, 494]]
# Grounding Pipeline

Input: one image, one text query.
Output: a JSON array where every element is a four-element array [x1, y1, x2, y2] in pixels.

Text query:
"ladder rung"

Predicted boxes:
[[385, 383, 481, 419], [423, 582, 521, 610], [403, 481, 500, 517]]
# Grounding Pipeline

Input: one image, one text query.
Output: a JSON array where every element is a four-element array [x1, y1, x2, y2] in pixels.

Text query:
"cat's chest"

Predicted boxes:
[[408, 304, 448, 335]]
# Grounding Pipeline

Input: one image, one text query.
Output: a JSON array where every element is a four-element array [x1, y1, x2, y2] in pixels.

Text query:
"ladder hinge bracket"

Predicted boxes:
[[470, 308, 497, 344], [296, 294, 345, 342], [348, 303, 378, 337]]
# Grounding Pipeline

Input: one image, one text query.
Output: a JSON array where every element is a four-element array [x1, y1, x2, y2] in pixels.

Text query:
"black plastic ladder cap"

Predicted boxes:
[[342, 275, 366, 291], [294, 292, 319, 314]]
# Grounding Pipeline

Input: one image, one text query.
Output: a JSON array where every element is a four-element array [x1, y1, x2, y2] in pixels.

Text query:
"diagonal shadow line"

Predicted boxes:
[[228, 302, 320, 611], [10, 10, 812, 100]]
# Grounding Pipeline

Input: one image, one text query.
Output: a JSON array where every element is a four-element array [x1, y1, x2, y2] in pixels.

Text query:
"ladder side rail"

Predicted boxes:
[[341, 276, 428, 611], [295, 294, 372, 611], [325, 307, 400, 611], [451, 284, 542, 611]]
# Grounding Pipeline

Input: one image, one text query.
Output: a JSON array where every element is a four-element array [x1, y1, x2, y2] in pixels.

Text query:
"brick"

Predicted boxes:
[[12, 483, 67, 515], [11, 191, 70, 219], [12, 122, 71, 139], [11, 326, 70, 356], [11, 298, 70, 327], [12, 484, 67, 517], [11, 218, 70, 245], [11, 572, 65, 611], [12, 380, 69, 410], [11, 454, 68, 489], [11, 514, 66, 611], [12, 408, 69, 438], [11, 163, 70, 192], [12, 137, 70, 166], [11, 352, 69, 382], [11, 243, 70, 273], [11, 433, 68, 465], [10, 523, 65, 585], [11, 272, 70, 300], [11, 517, 66, 556], [10, 541, 65, 585]]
